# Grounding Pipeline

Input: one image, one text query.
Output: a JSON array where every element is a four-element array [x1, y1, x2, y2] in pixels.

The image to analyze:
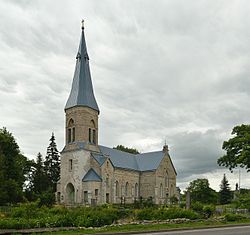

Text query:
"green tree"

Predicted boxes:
[[0, 127, 30, 205], [113, 145, 139, 154], [219, 174, 232, 204], [44, 133, 60, 192], [217, 124, 250, 172], [30, 153, 49, 195], [187, 178, 218, 204]]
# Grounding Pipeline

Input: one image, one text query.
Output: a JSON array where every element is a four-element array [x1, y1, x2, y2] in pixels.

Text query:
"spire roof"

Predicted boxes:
[[65, 21, 99, 113]]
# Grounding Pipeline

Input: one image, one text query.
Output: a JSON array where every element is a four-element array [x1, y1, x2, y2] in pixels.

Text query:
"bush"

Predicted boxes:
[[136, 207, 198, 220], [191, 202, 204, 213], [224, 213, 246, 222], [1, 203, 121, 229], [203, 205, 215, 218]]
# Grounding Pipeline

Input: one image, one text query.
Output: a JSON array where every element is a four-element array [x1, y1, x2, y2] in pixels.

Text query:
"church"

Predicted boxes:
[[57, 21, 177, 205]]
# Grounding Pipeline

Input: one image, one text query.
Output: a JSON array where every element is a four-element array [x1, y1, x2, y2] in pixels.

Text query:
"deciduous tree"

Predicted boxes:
[[187, 178, 218, 204], [113, 145, 139, 154], [0, 127, 30, 205], [218, 124, 250, 172]]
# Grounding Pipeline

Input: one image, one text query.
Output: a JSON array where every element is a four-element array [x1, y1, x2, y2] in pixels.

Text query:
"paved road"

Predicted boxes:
[[139, 225, 250, 235]]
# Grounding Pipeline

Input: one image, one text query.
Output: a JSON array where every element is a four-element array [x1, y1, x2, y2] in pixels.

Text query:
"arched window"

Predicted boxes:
[[72, 127, 75, 142], [125, 182, 129, 197], [135, 183, 138, 198], [93, 129, 96, 144], [170, 184, 174, 197], [106, 174, 109, 188], [89, 120, 96, 144], [115, 181, 119, 197], [160, 183, 163, 198], [88, 128, 91, 143], [68, 119, 75, 143], [165, 171, 169, 188]]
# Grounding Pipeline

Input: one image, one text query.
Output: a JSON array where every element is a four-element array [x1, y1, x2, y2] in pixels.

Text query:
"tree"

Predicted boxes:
[[187, 178, 218, 204], [44, 133, 60, 192], [31, 153, 49, 194], [0, 127, 31, 205], [113, 145, 139, 154], [219, 174, 232, 204], [25, 153, 55, 205], [217, 124, 250, 172]]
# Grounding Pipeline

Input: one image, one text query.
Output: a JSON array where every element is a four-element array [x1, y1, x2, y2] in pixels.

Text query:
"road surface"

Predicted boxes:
[[139, 225, 250, 235]]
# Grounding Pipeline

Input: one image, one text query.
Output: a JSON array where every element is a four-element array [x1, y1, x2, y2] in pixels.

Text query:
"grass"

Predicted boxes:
[[11, 218, 250, 235]]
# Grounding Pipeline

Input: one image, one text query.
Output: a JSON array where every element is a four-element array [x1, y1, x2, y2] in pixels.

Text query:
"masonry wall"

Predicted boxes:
[[140, 171, 156, 201], [155, 153, 177, 204], [58, 149, 91, 205], [113, 168, 140, 203]]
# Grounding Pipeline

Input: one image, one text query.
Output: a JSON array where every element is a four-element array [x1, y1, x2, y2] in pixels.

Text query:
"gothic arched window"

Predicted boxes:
[[89, 120, 96, 144], [135, 183, 138, 198], [115, 181, 119, 197], [160, 183, 163, 198], [68, 119, 75, 143], [125, 182, 129, 197], [165, 171, 169, 188]]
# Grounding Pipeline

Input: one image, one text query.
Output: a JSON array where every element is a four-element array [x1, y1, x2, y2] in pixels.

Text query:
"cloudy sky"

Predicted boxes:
[[0, 0, 249, 191]]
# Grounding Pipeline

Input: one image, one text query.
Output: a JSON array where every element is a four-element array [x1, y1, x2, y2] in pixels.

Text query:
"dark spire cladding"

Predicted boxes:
[[65, 20, 99, 113]]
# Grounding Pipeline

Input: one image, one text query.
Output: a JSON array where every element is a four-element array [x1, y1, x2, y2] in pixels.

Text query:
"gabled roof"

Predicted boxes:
[[135, 151, 164, 171], [82, 168, 102, 182], [98, 145, 176, 174], [99, 145, 139, 171], [65, 23, 99, 113], [91, 153, 107, 166]]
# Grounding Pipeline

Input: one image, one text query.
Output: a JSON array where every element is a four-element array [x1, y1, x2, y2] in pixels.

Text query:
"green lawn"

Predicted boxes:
[[20, 219, 250, 235]]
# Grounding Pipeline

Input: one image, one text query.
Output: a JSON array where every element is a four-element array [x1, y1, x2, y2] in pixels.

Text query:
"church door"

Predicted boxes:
[[66, 183, 75, 204]]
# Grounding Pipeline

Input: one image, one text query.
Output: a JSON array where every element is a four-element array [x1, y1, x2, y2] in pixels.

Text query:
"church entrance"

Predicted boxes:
[[66, 183, 75, 204]]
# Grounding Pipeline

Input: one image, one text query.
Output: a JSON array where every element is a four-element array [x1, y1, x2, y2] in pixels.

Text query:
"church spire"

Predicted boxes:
[[65, 20, 99, 113]]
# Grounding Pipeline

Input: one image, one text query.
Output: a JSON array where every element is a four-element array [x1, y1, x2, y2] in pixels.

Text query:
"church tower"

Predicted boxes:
[[64, 20, 99, 152]]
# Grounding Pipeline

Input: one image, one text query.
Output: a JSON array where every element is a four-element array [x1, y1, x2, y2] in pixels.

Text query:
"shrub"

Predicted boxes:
[[191, 202, 204, 214], [224, 213, 246, 222], [136, 207, 198, 221], [203, 205, 215, 218]]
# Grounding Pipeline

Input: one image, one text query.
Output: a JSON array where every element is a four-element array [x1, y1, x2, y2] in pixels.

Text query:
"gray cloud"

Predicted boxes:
[[0, 0, 250, 191]]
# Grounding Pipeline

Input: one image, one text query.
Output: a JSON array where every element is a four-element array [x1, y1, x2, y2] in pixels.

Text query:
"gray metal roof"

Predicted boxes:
[[98, 145, 175, 173], [99, 145, 139, 171], [65, 27, 99, 112], [135, 151, 164, 171], [92, 153, 107, 166], [82, 168, 102, 182]]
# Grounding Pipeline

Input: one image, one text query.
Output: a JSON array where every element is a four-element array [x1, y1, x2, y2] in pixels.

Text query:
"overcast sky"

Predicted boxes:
[[0, 0, 249, 191]]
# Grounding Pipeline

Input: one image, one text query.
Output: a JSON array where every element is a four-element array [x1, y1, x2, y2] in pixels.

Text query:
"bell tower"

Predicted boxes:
[[64, 20, 99, 152]]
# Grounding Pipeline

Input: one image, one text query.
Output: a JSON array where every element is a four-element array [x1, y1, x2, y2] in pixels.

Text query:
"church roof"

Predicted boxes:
[[91, 153, 107, 166], [98, 145, 176, 174], [135, 151, 165, 171], [99, 146, 139, 170], [65, 21, 99, 112], [82, 168, 102, 182]]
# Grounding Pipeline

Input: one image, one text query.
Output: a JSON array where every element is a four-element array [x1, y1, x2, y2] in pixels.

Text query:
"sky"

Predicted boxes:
[[0, 0, 249, 191]]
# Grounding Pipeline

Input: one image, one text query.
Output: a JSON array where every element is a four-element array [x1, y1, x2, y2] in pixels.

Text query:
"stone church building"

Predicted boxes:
[[57, 22, 177, 205]]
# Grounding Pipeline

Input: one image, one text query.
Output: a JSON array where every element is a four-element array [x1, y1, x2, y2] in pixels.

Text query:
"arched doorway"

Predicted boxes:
[[66, 183, 75, 204]]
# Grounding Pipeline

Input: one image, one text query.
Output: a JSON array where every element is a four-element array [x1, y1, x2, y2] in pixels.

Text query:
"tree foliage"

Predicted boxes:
[[113, 145, 139, 154], [0, 127, 31, 205], [44, 133, 60, 192], [217, 124, 250, 172], [219, 174, 232, 205], [187, 178, 218, 204]]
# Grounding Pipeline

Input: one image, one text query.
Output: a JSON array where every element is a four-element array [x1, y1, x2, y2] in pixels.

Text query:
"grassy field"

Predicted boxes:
[[11, 219, 250, 235]]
